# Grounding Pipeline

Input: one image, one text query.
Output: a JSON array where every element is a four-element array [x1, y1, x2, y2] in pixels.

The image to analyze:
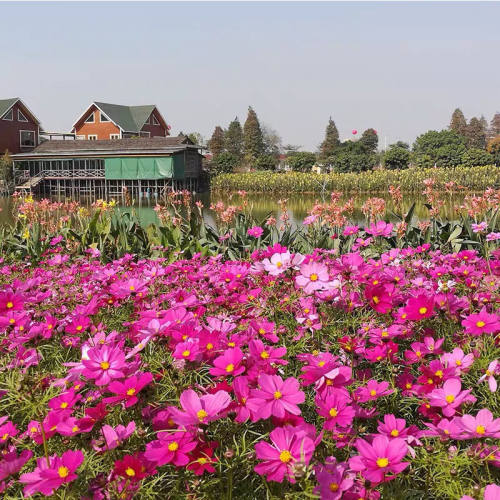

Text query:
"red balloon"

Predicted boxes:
[[352, 129, 357, 135]]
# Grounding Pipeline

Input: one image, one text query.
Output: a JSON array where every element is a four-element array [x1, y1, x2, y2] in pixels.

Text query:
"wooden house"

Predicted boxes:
[[71, 102, 170, 140], [0, 98, 41, 154], [11, 136, 203, 199]]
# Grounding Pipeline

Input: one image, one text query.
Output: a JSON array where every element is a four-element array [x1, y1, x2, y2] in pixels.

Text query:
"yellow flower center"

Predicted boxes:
[[261, 351, 270, 359], [168, 441, 179, 451], [372, 296, 380, 304], [60, 402, 68, 409], [182, 350, 191, 357], [370, 389, 376, 396], [225, 363, 235, 373], [390, 429, 399, 437], [258, 328, 266, 334], [329, 407, 338, 417], [197, 409, 208, 421], [276, 262, 282, 268], [435, 370, 443, 378], [486, 370, 492, 376], [419, 307, 428, 315], [197, 457, 208, 464], [476, 425, 485, 435], [376, 457, 389, 468], [456, 360, 462, 366], [274, 391, 282, 399], [206, 343, 214, 350], [310, 273, 318, 282], [125, 467, 135, 477], [372, 280, 379, 285], [228, 342, 236, 347], [476, 321, 485, 328], [126, 388, 136, 396], [71, 425, 79, 433], [58, 466, 69, 478], [405, 383, 412, 389], [318, 361, 325, 367], [329, 482, 339, 492], [279, 450, 292, 463], [445, 394, 455, 403], [1, 433, 8, 440], [76, 325, 83, 331], [100, 361, 110, 370], [129, 286, 135, 291], [6, 302, 13, 309]]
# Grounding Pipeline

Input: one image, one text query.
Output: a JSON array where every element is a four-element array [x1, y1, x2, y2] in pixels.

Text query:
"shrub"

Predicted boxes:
[[383, 147, 411, 170], [462, 148, 494, 167], [287, 152, 317, 172]]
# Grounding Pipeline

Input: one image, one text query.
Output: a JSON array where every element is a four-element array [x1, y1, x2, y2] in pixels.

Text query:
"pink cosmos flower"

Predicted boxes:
[[295, 262, 330, 294], [314, 457, 354, 499], [366, 220, 393, 237], [428, 378, 473, 417], [254, 426, 315, 483], [173, 341, 200, 362], [471, 221, 488, 233], [247, 374, 305, 420], [484, 484, 500, 500], [209, 347, 245, 377], [82, 345, 126, 386], [364, 284, 394, 314], [441, 348, 475, 374], [355, 380, 393, 403], [0, 291, 23, 313], [0, 447, 33, 481], [19, 450, 84, 497], [456, 409, 500, 439], [343, 225, 359, 236], [478, 360, 498, 392], [144, 430, 197, 467], [316, 392, 355, 430], [94, 422, 136, 451], [349, 435, 409, 484], [248, 226, 264, 238], [169, 389, 231, 427], [462, 307, 500, 335], [103, 372, 153, 407], [262, 252, 292, 276], [486, 232, 500, 241], [232, 376, 251, 423], [377, 414, 410, 439], [402, 293, 435, 321], [424, 417, 462, 439]]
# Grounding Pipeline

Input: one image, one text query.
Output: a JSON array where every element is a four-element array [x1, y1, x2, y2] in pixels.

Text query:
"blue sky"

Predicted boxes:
[[1, 2, 500, 150]]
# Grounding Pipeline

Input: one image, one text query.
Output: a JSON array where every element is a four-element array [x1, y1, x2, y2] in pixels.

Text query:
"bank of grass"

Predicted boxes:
[[212, 165, 500, 193]]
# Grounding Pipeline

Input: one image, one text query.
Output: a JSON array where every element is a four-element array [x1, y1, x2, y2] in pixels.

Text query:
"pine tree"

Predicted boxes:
[[208, 126, 225, 156], [319, 117, 340, 159], [225, 117, 243, 157], [490, 113, 500, 138], [360, 128, 378, 153], [449, 108, 468, 137], [243, 106, 264, 163], [466, 117, 486, 149]]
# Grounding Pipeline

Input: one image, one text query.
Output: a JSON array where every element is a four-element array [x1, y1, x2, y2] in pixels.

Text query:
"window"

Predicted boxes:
[[100, 112, 109, 122], [139, 131, 150, 137], [144, 115, 150, 125], [76, 135, 86, 140], [152, 115, 160, 126], [109, 134, 120, 140], [20, 130, 36, 147], [85, 112, 95, 123], [18, 109, 28, 122], [2, 109, 13, 121], [88, 135, 98, 141]]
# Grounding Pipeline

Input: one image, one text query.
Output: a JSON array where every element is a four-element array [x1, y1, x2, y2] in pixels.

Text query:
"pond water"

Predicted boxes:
[[0, 191, 468, 228]]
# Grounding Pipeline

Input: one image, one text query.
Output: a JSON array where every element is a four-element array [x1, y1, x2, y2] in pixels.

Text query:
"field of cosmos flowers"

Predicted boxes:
[[0, 185, 499, 499]]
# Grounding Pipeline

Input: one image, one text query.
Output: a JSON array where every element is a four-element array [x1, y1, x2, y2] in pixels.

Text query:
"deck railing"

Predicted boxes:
[[40, 169, 105, 178]]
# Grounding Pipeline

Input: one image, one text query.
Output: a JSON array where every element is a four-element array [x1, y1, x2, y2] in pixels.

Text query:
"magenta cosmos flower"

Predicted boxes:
[[247, 374, 305, 420], [349, 435, 409, 484], [82, 345, 126, 386], [169, 389, 231, 427], [462, 307, 500, 335], [19, 450, 84, 497], [248, 226, 264, 238], [295, 262, 330, 294], [314, 458, 354, 499], [316, 392, 355, 430], [365, 220, 393, 237], [402, 293, 435, 321], [103, 372, 153, 407], [254, 426, 315, 483], [144, 430, 197, 467], [428, 378, 472, 417], [478, 360, 498, 393], [457, 409, 500, 439], [209, 347, 245, 377]]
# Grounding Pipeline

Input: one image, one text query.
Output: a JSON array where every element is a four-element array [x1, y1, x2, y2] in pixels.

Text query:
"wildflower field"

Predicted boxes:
[[0, 182, 499, 499]]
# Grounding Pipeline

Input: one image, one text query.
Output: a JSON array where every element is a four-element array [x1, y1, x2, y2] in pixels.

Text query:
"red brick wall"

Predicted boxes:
[[73, 105, 121, 139], [0, 101, 39, 154]]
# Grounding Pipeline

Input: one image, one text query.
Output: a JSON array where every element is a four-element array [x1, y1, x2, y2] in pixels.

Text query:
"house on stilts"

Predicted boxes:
[[11, 136, 204, 199]]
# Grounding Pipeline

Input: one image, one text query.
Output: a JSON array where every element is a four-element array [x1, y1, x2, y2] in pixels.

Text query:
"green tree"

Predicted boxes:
[[360, 128, 378, 153], [0, 151, 12, 183], [224, 117, 243, 157], [209, 152, 239, 176], [243, 106, 264, 164], [466, 117, 486, 149], [319, 117, 340, 159], [489, 112, 500, 138], [412, 130, 466, 167], [208, 126, 225, 156], [187, 132, 204, 146], [487, 136, 500, 165], [449, 108, 468, 137], [262, 126, 282, 159], [461, 148, 493, 167], [328, 141, 377, 173], [254, 154, 276, 171], [390, 141, 410, 150], [383, 146, 410, 170], [287, 152, 317, 172]]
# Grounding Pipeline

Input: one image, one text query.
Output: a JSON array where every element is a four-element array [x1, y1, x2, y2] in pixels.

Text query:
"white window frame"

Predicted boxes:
[[85, 112, 95, 123], [18, 109, 28, 122], [152, 115, 160, 126], [76, 135, 86, 140], [100, 112, 110, 122], [109, 133, 120, 140], [88, 134, 98, 141], [144, 115, 151, 125], [2, 109, 13, 121], [139, 131, 151, 137], [19, 130, 36, 147]]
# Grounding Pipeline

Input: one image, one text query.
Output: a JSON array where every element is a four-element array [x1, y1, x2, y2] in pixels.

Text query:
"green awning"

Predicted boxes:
[[104, 156, 182, 180]]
